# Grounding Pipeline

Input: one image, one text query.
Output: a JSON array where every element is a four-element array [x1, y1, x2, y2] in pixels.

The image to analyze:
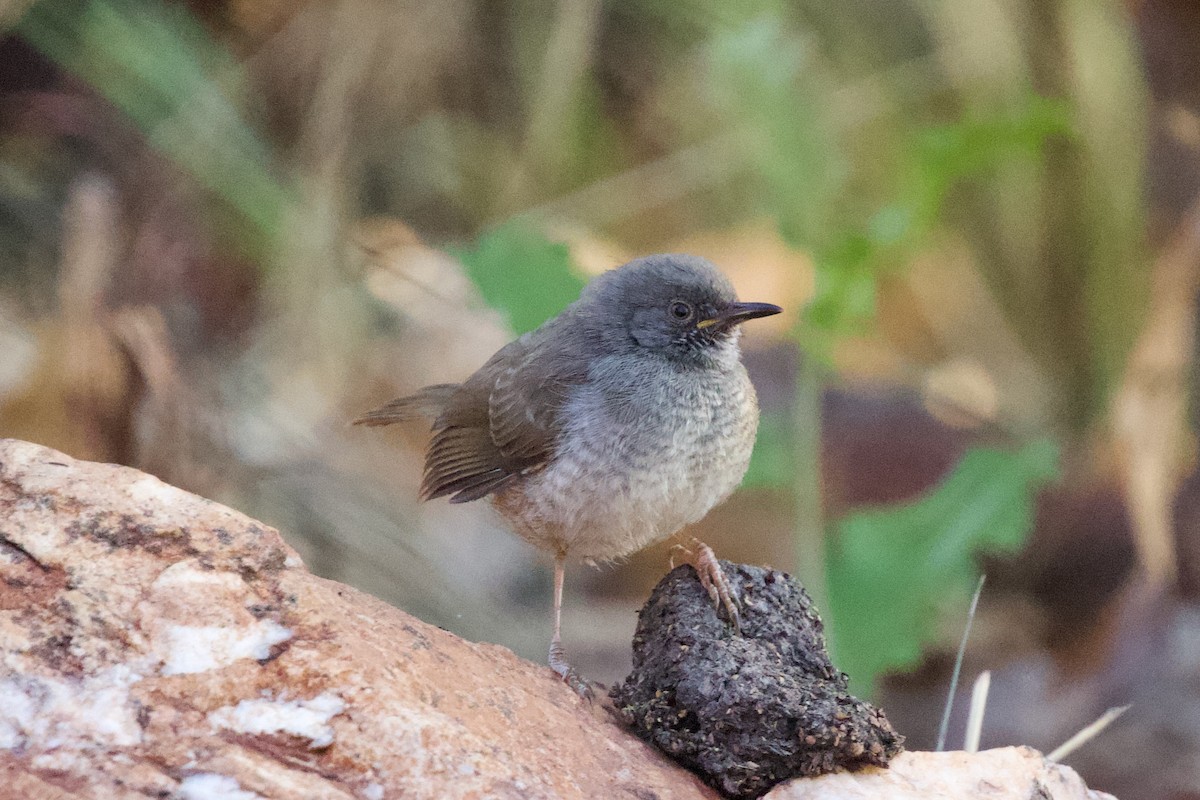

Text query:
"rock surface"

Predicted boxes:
[[0, 439, 1117, 799], [611, 563, 902, 798], [0, 439, 714, 800], [768, 747, 1116, 800]]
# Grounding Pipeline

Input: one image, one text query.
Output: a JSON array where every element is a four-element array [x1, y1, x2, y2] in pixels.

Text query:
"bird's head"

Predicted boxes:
[[581, 254, 782, 367]]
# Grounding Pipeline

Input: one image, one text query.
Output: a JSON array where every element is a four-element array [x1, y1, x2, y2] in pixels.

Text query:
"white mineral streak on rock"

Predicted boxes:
[[208, 692, 345, 748], [0, 665, 144, 751], [146, 561, 292, 676], [159, 621, 293, 676], [177, 773, 265, 800]]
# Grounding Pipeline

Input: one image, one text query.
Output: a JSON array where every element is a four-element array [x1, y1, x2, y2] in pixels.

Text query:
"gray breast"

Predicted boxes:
[[494, 351, 759, 561]]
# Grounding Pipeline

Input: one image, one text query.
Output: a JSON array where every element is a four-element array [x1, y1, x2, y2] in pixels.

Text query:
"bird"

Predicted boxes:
[[354, 253, 781, 695]]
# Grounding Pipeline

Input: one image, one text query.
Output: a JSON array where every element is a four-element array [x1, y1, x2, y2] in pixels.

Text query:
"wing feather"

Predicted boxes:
[[357, 315, 594, 504], [417, 324, 590, 503], [353, 384, 460, 427]]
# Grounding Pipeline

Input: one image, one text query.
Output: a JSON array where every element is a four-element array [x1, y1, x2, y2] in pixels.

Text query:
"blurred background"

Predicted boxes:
[[0, 0, 1197, 796]]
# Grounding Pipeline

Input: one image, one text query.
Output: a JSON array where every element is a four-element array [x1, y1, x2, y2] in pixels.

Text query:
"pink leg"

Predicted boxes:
[[680, 538, 741, 631], [548, 554, 592, 699]]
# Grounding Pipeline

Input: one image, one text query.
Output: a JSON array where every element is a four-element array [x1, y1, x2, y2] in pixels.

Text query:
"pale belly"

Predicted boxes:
[[492, 361, 758, 561]]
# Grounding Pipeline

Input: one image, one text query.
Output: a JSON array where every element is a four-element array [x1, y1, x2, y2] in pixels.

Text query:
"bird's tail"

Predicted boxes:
[[352, 383, 459, 427]]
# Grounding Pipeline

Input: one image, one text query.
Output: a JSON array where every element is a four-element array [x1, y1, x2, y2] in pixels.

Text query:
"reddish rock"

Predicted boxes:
[[0, 439, 1116, 800], [0, 439, 716, 800]]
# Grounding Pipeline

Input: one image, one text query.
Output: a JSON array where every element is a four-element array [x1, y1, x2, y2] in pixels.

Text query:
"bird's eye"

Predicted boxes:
[[670, 301, 693, 321]]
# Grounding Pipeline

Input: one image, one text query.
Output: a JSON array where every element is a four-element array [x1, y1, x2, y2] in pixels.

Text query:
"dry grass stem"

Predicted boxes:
[[963, 670, 991, 753], [1047, 705, 1131, 763]]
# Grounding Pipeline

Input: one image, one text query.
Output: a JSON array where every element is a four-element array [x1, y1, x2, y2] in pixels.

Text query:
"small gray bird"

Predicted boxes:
[[355, 253, 781, 694]]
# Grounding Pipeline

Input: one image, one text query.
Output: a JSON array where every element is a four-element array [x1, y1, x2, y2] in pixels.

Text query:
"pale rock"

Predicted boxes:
[[765, 747, 1116, 800]]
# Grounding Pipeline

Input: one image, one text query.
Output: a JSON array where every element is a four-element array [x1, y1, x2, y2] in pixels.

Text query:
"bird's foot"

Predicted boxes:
[[549, 638, 594, 701], [673, 538, 741, 632]]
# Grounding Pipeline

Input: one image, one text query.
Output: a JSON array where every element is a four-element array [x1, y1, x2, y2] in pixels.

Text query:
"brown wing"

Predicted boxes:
[[422, 331, 587, 504], [352, 384, 460, 427]]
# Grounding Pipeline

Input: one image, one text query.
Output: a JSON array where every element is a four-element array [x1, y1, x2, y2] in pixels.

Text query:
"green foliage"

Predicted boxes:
[[806, 94, 1074, 344], [705, 16, 844, 252], [17, 0, 289, 263], [698, 15, 1076, 358], [741, 410, 794, 489], [454, 223, 586, 335], [803, 232, 879, 340], [619, 0, 788, 35], [908, 97, 1072, 218], [827, 439, 1060, 692]]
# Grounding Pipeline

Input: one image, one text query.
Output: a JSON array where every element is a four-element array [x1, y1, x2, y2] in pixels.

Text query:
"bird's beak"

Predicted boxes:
[[697, 301, 783, 330]]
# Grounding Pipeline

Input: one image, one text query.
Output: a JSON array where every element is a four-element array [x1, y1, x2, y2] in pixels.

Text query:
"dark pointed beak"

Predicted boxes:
[[699, 301, 783, 330]]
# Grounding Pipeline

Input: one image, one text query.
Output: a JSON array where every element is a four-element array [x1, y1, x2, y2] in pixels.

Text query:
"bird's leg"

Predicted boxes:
[[548, 553, 593, 700], [673, 537, 741, 632]]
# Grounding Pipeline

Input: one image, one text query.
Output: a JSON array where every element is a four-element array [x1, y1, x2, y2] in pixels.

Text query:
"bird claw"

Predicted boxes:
[[549, 638, 594, 701], [676, 538, 741, 633], [561, 670, 595, 701]]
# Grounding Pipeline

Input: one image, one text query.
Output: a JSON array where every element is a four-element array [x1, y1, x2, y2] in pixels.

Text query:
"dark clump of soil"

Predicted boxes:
[[610, 561, 903, 799]]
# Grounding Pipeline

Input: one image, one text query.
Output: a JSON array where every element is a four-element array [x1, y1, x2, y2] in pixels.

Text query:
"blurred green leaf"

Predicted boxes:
[[706, 16, 844, 249], [742, 410, 794, 489], [618, 0, 788, 37], [827, 439, 1060, 692], [804, 232, 876, 339], [907, 95, 1073, 231], [803, 93, 1073, 345], [455, 222, 585, 334]]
